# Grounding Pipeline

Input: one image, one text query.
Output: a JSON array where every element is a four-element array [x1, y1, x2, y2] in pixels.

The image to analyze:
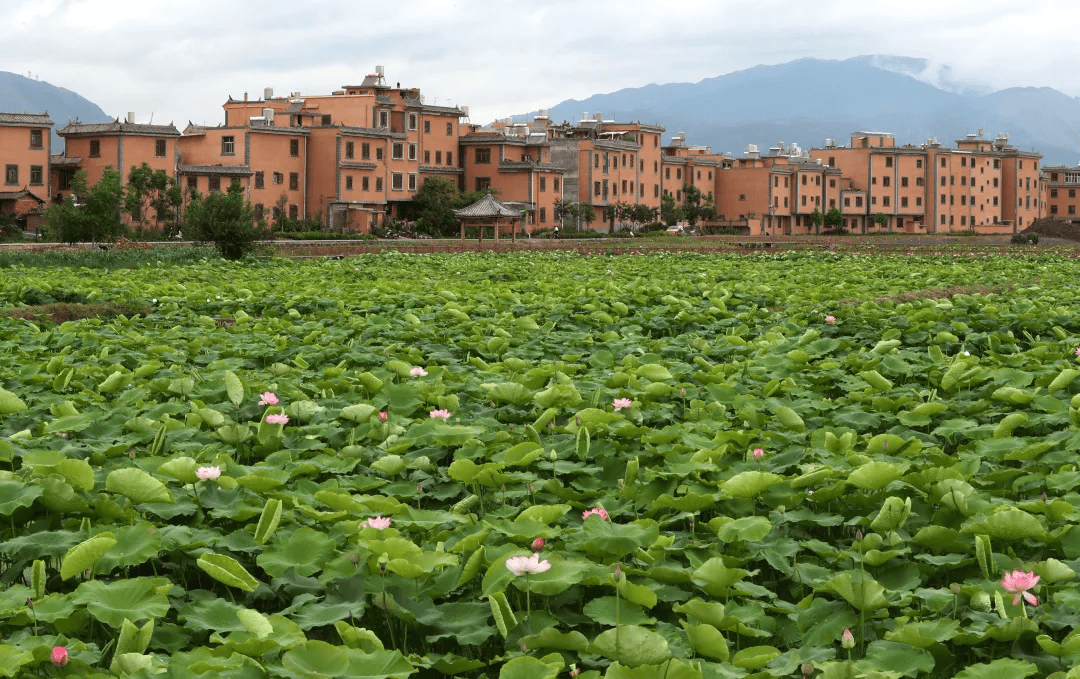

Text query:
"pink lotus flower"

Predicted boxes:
[[362, 516, 391, 530], [612, 397, 633, 411], [841, 628, 855, 649], [752, 447, 765, 461], [531, 537, 545, 552], [410, 366, 428, 377], [51, 646, 68, 667], [825, 315, 836, 324], [196, 466, 221, 481], [430, 409, 451, 420], [265, 413, 289, 425], [1001, 569, 1040, 606], [1075, 347, 1080, 357], [258, 391, 279, 406], [378, 411, 388, 422], [583, 506, 609, 521], [505, 553, 552, 576]]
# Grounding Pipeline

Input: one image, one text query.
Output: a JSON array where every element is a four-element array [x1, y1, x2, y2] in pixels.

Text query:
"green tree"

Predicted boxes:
[[824, 207, 843, 232], [681, 183, 703, 225], [184, 181, 261, 260], [808, 207, 824, 233], [874, 212, 889, 229], [125, 163, 182, 234], [699, 192, 717, 222], [554, 200, 596, 231], [660, 192, 683, 226], [44, 168, 125, 244], [407, 177, 493, 237]]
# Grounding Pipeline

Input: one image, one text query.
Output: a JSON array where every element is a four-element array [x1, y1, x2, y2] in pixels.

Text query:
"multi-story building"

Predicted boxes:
[[53, 116, 181, 225], [178, 123, 308, 223], [660, 133, 721, 205], [0, 112, 53, 227], [1044, 165, 1080, 221], [459, 114, 565, 230], [547, 113, 664, 229], [221, 69, 466, 230]]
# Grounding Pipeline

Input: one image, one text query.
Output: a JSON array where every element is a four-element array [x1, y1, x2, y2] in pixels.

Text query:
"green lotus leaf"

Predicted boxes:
[[282, 640, 350, 678], [0, 645, 34, 676], [961, 507, 1048, 541], [106, 468, 173, 504], [604, 658, 703, 679], [498, 656, 560, 679], [177, 596, 246, 633], [589, 625, 670, 666], [257, 526, 336, 578], [335, 621, 385, 652], [565, 519, 659, 560], [534, 383, 583, 409], [371, 454, 407, 477], [44, 413, 93, 433], [96, 522, 162, 573], [197, 553, 260, 592], [98, 370, 133, 394], [680, 621, 729, 661], [692, 558, 749, 596], [584, 597, 656, 626], [484, 382, 534, 405], [0, 388, 27, 414], [224, 370, 244, 407], [254, 497, 283, 546], [712, 516, 772, 542], [721, 471, 783, 499], [847, 461, 903, 491], [523, 627, 590, 652], [60, 532, 117, 580], [340, 404, 378, 423], [342, 648, 417, 679], [0, 480, 43, 516], [820, 572, 889, 612], [116, 617, 155, 656], [73, 577, 172, 627], [493, 442, 544, 467], [953, 658, 1038, 679], [885, 619, 960, 648]]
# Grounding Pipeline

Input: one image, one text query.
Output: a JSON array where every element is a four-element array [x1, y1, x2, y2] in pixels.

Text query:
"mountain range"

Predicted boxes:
[[0, 71, 111, 150], [521, 55, 1080, 167]]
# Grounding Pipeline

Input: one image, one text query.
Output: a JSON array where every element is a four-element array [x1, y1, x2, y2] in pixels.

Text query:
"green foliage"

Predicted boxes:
[[125, 162, 182, 232], [660, 192, 683, 225], [183, 181, 262, 260], [809, 207, 824, 231], [45, 167, 125, 244], [402, 178, 493, 237], [554, 199, 597, 230], [874, 211, 889, 227], [824, 207, 844, 232]]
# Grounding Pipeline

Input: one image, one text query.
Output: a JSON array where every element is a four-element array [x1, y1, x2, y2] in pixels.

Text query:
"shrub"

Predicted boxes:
[[1011, 232, 1038, 245], [183, 182, 263, 260]]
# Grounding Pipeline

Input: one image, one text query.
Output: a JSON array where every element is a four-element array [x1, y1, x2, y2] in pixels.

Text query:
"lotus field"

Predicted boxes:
[[5, 250, 1080, 679]]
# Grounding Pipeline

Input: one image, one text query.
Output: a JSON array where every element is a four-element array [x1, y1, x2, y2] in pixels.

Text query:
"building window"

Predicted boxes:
[[477, 177, 491, 191], [187, 176, 197, 190], [476, 148, 491, 164], [221, 136, 235, 155], [408, 174, 416, 191], [424, 150, 430, 164], [447, 122, 453, 136], [901, 196, 908, 208], [940, 157, 947, 168], [362, 176, 369, 191], [1051, 188, 1058, 198], [916, 177, 924, 186], [392, 143, 404, 160], [289, 204, 298, 219], [379, 111, 389, 128], [255, 171, 264, 189], [916, 197, 922, 206], [409, 143, 417, 161], [539, 177, 546, 192], [1070, 205, 1076, 215], [961, 216, 966, 226], [376, 147, 384, 160], [290, 139, 299, 157], [345, 141, 354, 159], [254, 203, 264, 220], [29, 165, 42, 185], [392, 173, 404, 190], [901, 177, 908, 187], [916, 159, 922, 168], [960, 157, 967, 167], [621, 180, 627, 194], [3, 165, 16, 185], [446, 152, 452, 165], [376, 177, 383, 191], [665, 167, 670, 179], [360, 142, 369, 160], [883, 176, 890, 187], [594, 181, 601, 196], [554, 177, 560, 192], [961, 195, 966, 205], [539, 207, 546, 223], [30, 129, 43, 149], [424, 120, 431, 134], [844, 197, 850, 207], [885, 156, 893, 168], [90, 140, 101, 158], [654, 184, 659, 197], [273, 171, 283, 184], [1071, 189, 1077, 199], [154, 139, 167, 157], [994, 159, 1000, 169], [321, 115, 331, 126], [289, 172, 299, 190], [409, 113, 417, 130], [855, 196, 863, 207], [208, 176, 221, 192], [346, 176, 353, 190]]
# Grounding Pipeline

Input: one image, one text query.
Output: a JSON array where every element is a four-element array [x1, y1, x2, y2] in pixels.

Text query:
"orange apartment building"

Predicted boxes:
[[1044, 165, 1080, 221], [460, 114, 565, 230], [219, 69, 465, 231], [53, 117, 181, 224], [547, 113, 664, 230], [660, 133, 721, 205], [0, 112, 53, 228], [178, 123, 308, 223]]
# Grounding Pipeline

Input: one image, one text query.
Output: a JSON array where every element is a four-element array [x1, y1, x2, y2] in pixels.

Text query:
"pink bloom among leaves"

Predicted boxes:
[[362, 516, 391, 530], [1075, 347, 1080, 357], [1000, 569, 1040, 606], [582, 506, 609, 521], [531, 537, 545, 552], [196, 466, 221, 481], [505, 553, 552, 576], [378, 411, 388, 422], [430, 409, 451, 420], [612, 397, 633, 411], [258, 391, 279, 406], [265, 413, 289, 425], [51, 646, 68, 667], [825, 315, 837, 324], [410, 366, 428, 377], [752, 447, 765, 461], [841, 628, 855, 649]]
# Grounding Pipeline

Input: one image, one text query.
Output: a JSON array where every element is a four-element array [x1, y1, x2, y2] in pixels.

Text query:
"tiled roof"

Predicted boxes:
[[341, 161, 378, 170], [0, 189, 46, 203], [453, 193, 521, 218], [0, 112, 54, 126], [340, 125, 401, 139], [58, 120, 180, 137], [50, 155, 81, 167], [178, 164, 252, 176], [419, 166, 463, 174], [498, 160, 563, 173]]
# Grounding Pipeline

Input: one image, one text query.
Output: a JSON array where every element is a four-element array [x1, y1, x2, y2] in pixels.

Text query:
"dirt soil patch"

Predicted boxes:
[[1022, 218, 1080, 242]]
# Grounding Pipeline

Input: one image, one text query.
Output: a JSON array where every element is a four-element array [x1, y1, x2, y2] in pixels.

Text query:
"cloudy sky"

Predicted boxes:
[[2, 0, 1079, 128]]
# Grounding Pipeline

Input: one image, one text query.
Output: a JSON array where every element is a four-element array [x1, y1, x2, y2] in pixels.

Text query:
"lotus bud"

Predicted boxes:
[[531, 537, 545, 552], [841, 628, 855, 649], [549, 450, 557, 461], [527, 483, 534, 493], [801, 662, 814, 675], [1042, 491, 1048, 502], [51, 646, 68, 667], [520, 642, 527, 652], [378, 411, 388, 422], [349, 553, 359, 565], [25, 598, 32, 608], [548, 420, 555, 430], [613, 563, 624, 582], [855, 529, 863, 542], [378, 553, 388, 575], [950, 583, 961, 595], [575, 417, 581, 426], [417, 482, 423, 494], [882, 441, 888, 451]]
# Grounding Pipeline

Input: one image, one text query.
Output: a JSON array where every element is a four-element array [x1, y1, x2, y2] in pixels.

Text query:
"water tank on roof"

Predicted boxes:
[[264, 87, 273, 100], [126, 112, 135, 123], [375, 65, 385, 76]]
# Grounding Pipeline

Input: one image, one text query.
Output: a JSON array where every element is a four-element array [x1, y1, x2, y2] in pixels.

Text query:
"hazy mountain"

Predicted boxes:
[[522, 56, 1080, 166], [0, 72, 111, 150]]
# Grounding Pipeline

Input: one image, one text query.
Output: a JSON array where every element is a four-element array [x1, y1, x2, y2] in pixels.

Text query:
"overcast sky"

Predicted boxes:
[[3, 0, 1079, 130]]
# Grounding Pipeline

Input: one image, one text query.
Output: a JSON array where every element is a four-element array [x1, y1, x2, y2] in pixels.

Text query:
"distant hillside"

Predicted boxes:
[[0, 72, 111, 151], [519, 56, 1080, 166]]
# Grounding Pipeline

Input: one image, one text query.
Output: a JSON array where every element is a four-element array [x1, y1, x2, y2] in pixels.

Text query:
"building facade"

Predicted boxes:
[[0, 112, 53, 228]]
